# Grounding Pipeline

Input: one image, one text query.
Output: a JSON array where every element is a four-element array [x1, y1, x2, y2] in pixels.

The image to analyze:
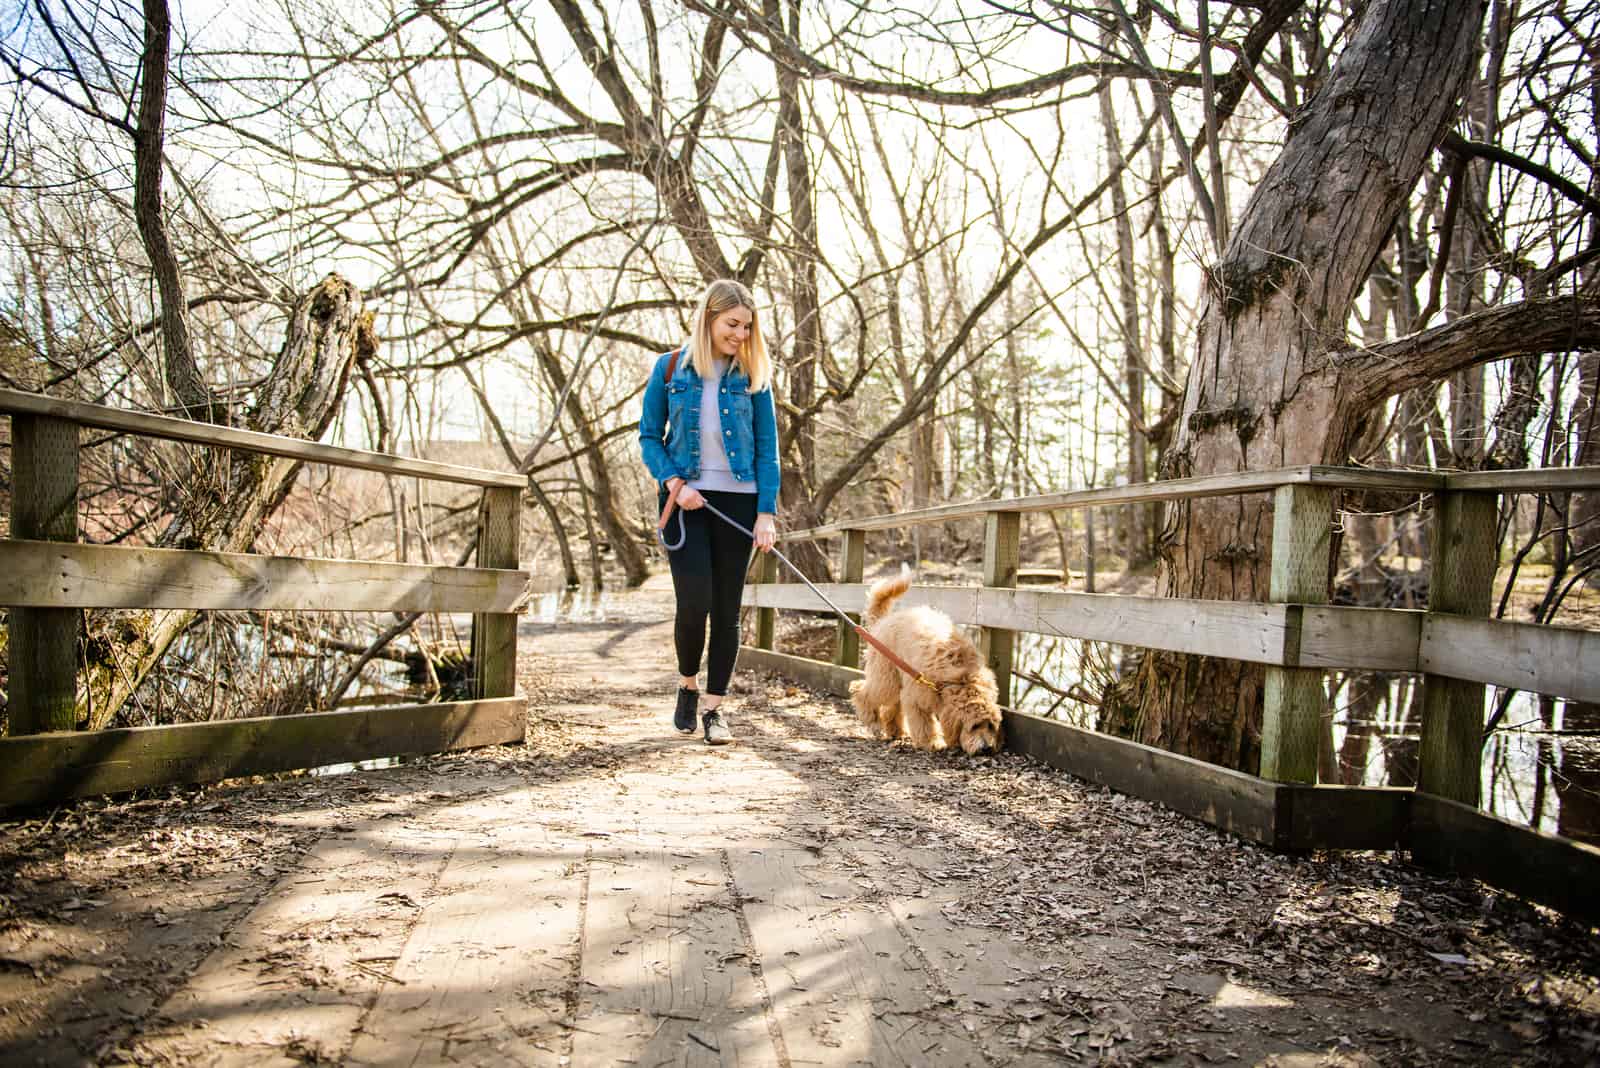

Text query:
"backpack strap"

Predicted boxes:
[[664, 348, 682, 382]]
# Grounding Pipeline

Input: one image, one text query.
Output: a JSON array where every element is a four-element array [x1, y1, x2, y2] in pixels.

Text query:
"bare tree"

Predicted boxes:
[[1137, 0, 1600, 770]]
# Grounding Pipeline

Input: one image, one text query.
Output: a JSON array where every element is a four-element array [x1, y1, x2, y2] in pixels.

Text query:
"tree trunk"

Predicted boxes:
[[1136, 0, 1487, 770], [1445, 0, 1505, 468], [134, 0, 213, 422], [1574, 351, 1599, 586], [80, 275, 371, 729], [1099, 61, 1151, 566], [768, 0, 820, 492], [765, 0, 832, 582]]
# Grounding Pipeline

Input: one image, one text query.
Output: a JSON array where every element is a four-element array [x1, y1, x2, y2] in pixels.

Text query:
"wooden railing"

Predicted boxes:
[[0, 388, 530, 806], [741, 464, 1600, 924]]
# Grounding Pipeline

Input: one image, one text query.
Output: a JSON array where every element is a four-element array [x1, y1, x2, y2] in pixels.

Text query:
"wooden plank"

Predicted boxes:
[[1261, 485, 1335, 783], [732, 846, 990, 1066], [137, 812, 465, 1065], [1418, 491, 1500, 806], [749, 584, 1288, 662], [1444, 465, 1600, 493], [1002, 710, 1282, 846], [1409, 794, 1600, 929], [750, 583, 1429, 671], [347, 817, 584, 1064], [1297, 606, 1422, 671], [1302, 466, 1449, 492], [0, 539, 531, 613], [980, 511, 1020, 707], [754, 551, 779, 650], [1420, 616, 1600, 703], [471, 485, 522, 700], [0, 697, 526, 807], [8, 414, 80, 735], [0, 387, 524, 488], [571, 845, 777, 1067], [835, 529, 865, 668], [740, 647, 860, 697], [788, 466, 1440, 540], [1277, 785, 1410, 851]]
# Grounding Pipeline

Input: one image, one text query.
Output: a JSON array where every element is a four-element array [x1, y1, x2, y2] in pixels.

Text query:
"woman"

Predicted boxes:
[[638, 279, 780, 745]]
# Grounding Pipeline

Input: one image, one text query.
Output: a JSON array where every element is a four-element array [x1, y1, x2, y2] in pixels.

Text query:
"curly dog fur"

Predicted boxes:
[[848, 572, 1003, 755]]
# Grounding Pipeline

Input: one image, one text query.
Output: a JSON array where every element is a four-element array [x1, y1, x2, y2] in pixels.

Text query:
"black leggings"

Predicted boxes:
[[660, 488, 757, 696]]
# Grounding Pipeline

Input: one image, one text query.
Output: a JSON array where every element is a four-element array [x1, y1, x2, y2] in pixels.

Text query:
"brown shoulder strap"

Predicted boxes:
[[664, 349, 681, 381]]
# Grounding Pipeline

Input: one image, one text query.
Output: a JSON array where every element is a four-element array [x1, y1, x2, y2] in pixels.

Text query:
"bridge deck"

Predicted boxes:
[[2, 589, 1596, 1064]]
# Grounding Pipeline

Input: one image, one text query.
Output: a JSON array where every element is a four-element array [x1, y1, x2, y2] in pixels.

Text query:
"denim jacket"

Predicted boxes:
[[638, 347, 780, 514]]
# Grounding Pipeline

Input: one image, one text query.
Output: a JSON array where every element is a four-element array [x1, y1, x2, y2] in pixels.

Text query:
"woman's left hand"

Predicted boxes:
[[753, 513, 778, 553]]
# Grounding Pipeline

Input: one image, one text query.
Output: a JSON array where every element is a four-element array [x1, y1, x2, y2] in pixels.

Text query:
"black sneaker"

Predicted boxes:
[[702, 711, 733, 746], [674, 687, 699, 733]]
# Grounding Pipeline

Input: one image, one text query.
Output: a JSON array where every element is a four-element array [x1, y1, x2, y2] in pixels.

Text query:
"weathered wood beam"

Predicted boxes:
[[754, 551, 779, 651], [980, 511, 1020, 707], [7, 415, 80, 735], [0, 539, 531, 613], [1421, 616, 1600, 704], [471, 486, 522, 700], [1004, 708, 1282, 845], [1418, 491, 1500, 806], [834, 529, 865, 668], [1261, 484, 1336, 783], [1444, 465, 1600, 493], [0, 388, 523, 488], [745, 584, 1418, 671], [0, 697, 527, 808], [1410, 793, 1600, 930]]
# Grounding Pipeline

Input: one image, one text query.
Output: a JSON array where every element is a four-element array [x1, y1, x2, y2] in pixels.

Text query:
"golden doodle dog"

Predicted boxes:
[[849, 572, 1003, 755]]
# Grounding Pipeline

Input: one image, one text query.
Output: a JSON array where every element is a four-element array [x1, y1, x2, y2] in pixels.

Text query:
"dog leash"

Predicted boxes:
[[657, 491, 943, 692]]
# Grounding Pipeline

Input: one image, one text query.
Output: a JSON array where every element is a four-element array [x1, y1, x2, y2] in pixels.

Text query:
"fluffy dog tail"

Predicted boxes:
[[863, 569, 912, 626]]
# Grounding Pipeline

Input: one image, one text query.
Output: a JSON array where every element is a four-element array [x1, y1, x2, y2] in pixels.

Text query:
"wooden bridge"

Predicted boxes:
[[2, 389, 1598, 1065]]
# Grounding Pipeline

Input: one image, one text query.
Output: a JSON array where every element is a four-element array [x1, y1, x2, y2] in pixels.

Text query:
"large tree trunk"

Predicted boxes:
[[1136, 0, 1487, 769], [768, 0, 820, 491], [767, 0, 831, 582], [81, 275, 372, 729]]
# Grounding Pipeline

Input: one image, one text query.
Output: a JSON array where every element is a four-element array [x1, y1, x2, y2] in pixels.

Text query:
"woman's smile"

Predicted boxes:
[[712, 309, 752, 357]]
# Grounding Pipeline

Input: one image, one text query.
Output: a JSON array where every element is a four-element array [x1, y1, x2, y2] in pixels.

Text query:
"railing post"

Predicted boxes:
[[754, 551, 779, 651], [8, 414, 81, 735], [835, 529, 865, 668], [1417, 490, 1499, 805], [980, 510, 1020, 707], [471, 486, 521, 700], [1260, 484, 1335, 782]]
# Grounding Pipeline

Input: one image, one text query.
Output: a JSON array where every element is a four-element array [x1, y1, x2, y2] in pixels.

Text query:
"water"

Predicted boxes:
[[309, 755, 405, 777], [522, 587, 623, 624]]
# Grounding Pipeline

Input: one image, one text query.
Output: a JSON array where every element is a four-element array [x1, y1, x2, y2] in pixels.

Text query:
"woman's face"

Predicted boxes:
[[710, 305, 753, 358]]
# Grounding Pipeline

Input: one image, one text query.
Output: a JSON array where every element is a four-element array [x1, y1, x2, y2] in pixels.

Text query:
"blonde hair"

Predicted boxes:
[[687, 279, 771, 392]]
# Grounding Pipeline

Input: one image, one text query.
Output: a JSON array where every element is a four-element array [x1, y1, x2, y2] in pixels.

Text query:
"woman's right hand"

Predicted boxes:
[[668, 478, 705, 510]]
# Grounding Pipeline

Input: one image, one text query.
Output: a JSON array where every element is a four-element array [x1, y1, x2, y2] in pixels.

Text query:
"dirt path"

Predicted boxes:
[[2, 589, 1598, 1065]]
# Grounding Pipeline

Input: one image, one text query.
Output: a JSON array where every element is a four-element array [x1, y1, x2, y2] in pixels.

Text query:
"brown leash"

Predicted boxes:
[[657, 492, 943, 693]]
